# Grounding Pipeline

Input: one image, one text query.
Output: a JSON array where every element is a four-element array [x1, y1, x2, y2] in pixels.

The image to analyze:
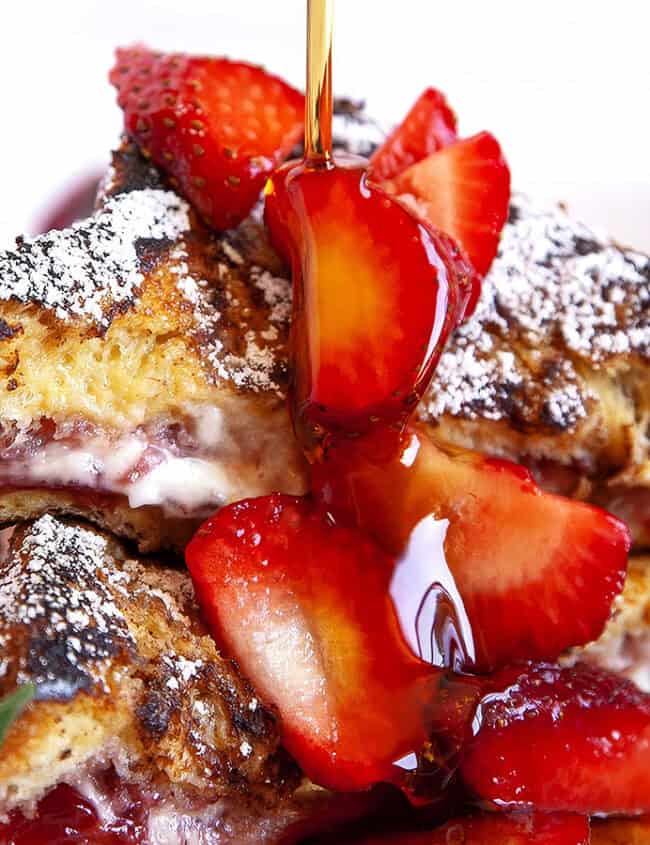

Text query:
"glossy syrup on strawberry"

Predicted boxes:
[[264, 5, 473, 449], [174, 0, 634, 826], [265, 159, 464, 447]]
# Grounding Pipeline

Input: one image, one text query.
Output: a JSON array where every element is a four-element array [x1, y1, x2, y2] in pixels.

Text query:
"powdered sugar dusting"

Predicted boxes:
[[0, 515, 133, 698], [0, 189, 190, 327], [492, 196, 650, 359], [172, 239, 292, 396], [424, 195, 649, 428], [332, 108, 386, 157], [253, 267, 292, 325]]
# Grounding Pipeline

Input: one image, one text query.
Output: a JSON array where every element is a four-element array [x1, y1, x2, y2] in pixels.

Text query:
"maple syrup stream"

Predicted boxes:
[[305, 0, 334, 163], [303, 0, 475, 680]]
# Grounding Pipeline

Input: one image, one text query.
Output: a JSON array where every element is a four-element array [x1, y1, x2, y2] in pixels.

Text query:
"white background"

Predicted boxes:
[[0, 0, 648, 249]]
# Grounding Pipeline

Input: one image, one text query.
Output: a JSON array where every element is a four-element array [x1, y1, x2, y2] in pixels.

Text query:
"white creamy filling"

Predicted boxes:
[[0, 404, 305, 517], [2, 437, 233, 517]]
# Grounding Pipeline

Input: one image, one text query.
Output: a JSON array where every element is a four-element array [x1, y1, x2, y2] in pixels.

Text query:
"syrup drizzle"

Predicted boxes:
[[302, 4, 477, 675], [267, 3, 482, 799], [305, 0, 334, 163], [390, 515, 476, 672]]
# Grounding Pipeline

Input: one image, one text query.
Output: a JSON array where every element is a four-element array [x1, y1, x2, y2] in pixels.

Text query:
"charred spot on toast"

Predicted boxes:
[[0, 320, 18, 341], [98, 137, 168, 201], [0, 516, 135, 700]]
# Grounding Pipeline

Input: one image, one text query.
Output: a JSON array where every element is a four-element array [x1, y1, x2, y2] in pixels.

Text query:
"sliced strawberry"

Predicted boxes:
[[349, 813, 590, 845], [312, 426, 630, 672], [369, 88, 458, 183], [110, 46, 304, 230], [185, 494, 480, 792], [264, 159, 475, 443], [384, 131, 510, 276], [462, 662, 650, 814]]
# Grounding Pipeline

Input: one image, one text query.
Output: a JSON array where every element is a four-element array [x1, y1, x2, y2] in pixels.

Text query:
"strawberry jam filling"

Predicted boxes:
[[0, 780, 145, 845]]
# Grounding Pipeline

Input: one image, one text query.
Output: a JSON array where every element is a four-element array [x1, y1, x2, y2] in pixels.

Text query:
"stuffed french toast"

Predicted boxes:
[[0, 111, 646, 555], [0, 28, 649, 845]]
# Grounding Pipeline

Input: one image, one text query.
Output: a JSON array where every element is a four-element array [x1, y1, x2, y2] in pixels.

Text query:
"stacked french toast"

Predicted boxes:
[[0, 45, 649, 845]]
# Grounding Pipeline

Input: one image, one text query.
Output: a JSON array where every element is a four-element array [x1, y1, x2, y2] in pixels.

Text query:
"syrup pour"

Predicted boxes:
[[314, 428, 477, 674], [305, 0, 334, 163], [297, 0, 477, 678], [264, 0, 482, 801], [391, 515, 475, 672]]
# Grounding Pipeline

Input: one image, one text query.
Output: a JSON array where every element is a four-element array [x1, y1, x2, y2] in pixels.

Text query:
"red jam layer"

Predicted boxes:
[[0, 782, 145, 845]]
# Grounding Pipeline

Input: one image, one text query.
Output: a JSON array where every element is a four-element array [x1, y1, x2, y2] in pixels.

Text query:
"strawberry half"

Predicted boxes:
[[185, 494, 478, 792], [462, 662, 650, 814], [369, 88, 458, 182], [264, 159, 474, 442], [350, 813, 590, 845], [312, 426, 630, 672], [384, 131, 510, 276], [110, 46, 304, 230]]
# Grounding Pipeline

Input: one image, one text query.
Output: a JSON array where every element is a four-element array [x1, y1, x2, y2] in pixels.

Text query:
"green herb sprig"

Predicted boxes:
[[0, 684, 35, 747]]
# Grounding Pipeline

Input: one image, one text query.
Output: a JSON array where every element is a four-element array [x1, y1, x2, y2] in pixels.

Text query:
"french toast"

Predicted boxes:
[[0, 142, 307, 553], [0, 513, 388, 843], [0, 514, 299, 832], [423, 195, 650, 547], [0, 42, 648, 838], [0, 106, 647, 555]]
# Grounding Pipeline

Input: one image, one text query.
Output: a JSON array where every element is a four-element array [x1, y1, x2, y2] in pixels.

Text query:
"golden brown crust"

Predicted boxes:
[[0, 154, 292, 429], [419, 197, 650, 546], [0, 515, 297, 815], [0, 487, 197, 553]]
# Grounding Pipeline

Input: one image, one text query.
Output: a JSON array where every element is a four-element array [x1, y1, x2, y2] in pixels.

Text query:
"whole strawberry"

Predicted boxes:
[[110, 46, 304, 230]]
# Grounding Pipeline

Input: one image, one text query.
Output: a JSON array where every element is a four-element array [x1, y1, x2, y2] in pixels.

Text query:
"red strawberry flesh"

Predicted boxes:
[[265, 158, 475, 443], [185, 494, 483, 792], [110, 46, 304, 230], [462, 662, 650, 814], [312, 426, 630, 672], [369, 88, 458, 183], [385, 131, 511, 276]]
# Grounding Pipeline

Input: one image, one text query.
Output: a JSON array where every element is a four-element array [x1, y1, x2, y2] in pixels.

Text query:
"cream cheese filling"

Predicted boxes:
[[0, 404, 307, 517]]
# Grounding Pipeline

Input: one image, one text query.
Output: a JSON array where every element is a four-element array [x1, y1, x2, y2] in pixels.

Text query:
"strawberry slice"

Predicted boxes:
[[369, 88, 458, 182], [185, 494, 480, 792], [462, 662, 650, 814], [110, 46, 304, 230], [384, 132, 510, 275], [350, 813, 590, 845], [312, 426, 630, 672], [264, 159, 475, 442]]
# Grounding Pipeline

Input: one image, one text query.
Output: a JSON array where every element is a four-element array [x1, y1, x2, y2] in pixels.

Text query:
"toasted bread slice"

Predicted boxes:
[[0, 142, 307, 552], [422, 197, 650, 546]]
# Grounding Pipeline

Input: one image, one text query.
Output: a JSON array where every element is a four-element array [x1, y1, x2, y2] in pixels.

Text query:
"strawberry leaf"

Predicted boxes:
[[0, 684, 35, 748]]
